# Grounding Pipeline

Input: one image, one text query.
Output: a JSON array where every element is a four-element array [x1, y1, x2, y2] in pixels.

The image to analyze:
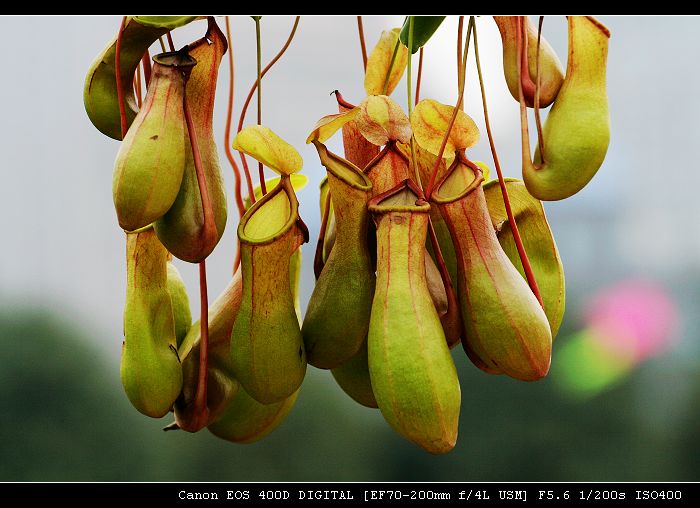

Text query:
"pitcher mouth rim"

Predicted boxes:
[[430, 153, 484, 205], [152, 50, 198, 69], [237, 176, 303, 246], [368, 178, 430, 214]]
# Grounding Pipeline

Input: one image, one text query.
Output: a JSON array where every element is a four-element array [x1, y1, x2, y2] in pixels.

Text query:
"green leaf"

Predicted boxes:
[[400, 16, 446, 54], [133, 16, 199, 29]]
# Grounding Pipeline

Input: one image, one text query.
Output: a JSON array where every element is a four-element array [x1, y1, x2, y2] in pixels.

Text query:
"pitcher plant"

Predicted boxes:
[[84, 14, 611, 452]]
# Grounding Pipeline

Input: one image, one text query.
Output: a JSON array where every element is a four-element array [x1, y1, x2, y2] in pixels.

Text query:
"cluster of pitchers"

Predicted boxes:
[[83, 15, 610, 453]]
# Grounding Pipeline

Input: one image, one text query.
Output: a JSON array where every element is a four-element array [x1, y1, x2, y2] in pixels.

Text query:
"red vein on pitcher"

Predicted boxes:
[[475, 17, 543, 306]]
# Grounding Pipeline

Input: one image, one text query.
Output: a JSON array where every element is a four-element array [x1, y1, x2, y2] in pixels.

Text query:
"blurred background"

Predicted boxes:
[[1, 15, 698, 481]]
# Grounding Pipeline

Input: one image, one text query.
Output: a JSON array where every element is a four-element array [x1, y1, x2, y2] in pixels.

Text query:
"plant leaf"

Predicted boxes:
[[411, 99, 479, 157], [233, 126, 303, 175], [364, 28, 408, 96], [306, 108, 359, 144], [400, 16, 446, 54], [355, 95, 411, 146]]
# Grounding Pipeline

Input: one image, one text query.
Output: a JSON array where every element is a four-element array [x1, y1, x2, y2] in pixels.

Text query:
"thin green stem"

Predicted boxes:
[[237, 16, 301, 204], [382, 37, 401, 95], [158, 36, 167, 53], [254, 16, 266, 195], [474, 16, 543, 307], [404, 18, 455, 331]]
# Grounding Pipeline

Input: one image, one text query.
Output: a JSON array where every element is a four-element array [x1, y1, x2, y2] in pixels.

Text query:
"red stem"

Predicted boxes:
[[258, 161, 266, 197], [183, 80, 216, 430], [115, 16, 128, 138], [424, 104, 462, 199], [425, 16, 469, 199], [141, 49, 152, 87], [239, 154, 256, 205], [236, 16, 300, 202], [193, 259, 210, 427], [415, 47, 424, 105], [425, 123, 461, 197], [479, 16, 544, 307], [357, 16, 368, 71], [183, 92, 217, 250], [134, 65, 142, 108], [224, 17, 245, 273], [167, 31, 176, 51], [223, 16, 246, 221], [427, 216, 458, 315]]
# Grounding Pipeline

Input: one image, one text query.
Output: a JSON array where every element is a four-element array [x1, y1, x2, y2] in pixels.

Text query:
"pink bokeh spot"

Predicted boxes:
[[584, 279, 679, 362]]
